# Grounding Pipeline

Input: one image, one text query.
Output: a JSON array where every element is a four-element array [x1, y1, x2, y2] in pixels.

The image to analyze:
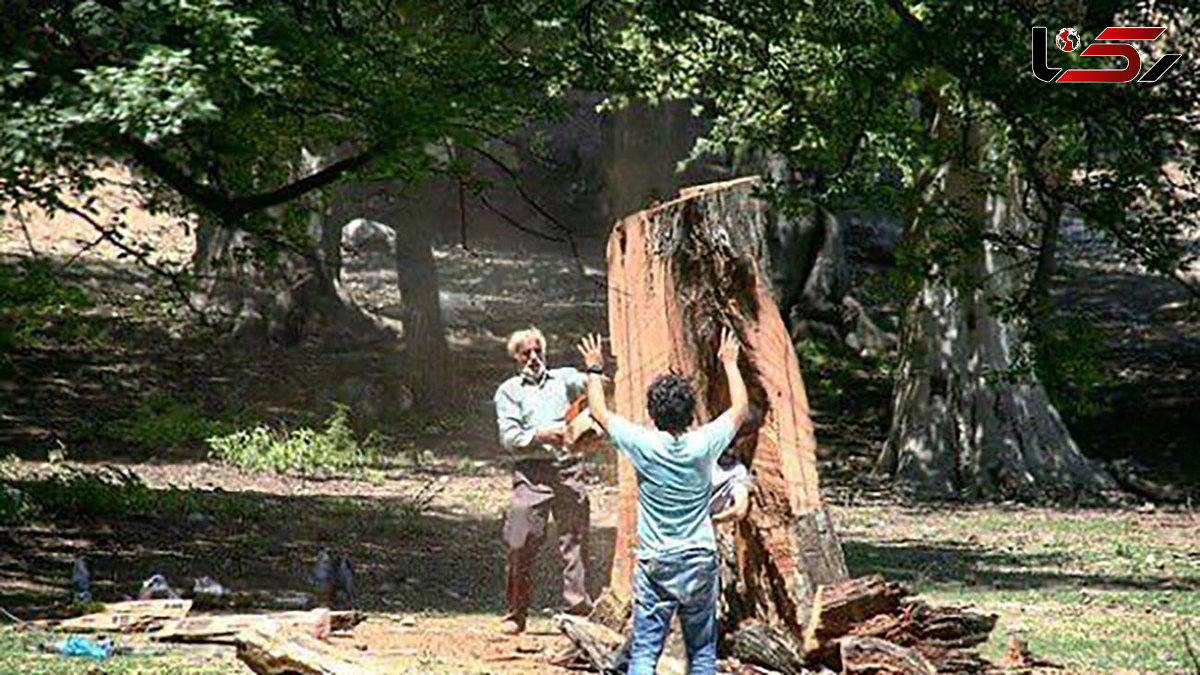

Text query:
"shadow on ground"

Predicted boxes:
[[844, 539, 1200, 592], [0, 479, 617, 617]]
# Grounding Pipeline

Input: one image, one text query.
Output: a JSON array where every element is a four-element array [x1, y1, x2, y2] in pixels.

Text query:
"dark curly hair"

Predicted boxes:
[[647, 373, 695, 435]]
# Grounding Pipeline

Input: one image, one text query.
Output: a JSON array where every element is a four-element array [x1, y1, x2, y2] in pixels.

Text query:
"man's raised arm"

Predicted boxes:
[[719, 327, 750, 430], [576, 334, 612, 430]]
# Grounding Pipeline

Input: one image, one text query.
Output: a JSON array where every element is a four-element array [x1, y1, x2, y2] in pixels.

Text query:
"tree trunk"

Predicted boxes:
[[876, 120, 1114, 501], [598, 177, 847, 641], [761, 156, 894, 357], [393, 223, 448, 408], [191, 152, 395, 348]]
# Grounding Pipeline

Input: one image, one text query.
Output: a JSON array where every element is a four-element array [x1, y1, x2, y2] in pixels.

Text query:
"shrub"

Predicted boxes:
[[206, 405, 383, 476], [106, 395, 234, 450]]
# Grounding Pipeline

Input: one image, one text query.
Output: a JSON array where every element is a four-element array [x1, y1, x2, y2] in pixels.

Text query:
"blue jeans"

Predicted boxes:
[[629, 549, 720, 675]]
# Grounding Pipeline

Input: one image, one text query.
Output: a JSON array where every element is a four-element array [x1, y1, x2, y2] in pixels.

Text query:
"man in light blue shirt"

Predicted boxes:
[[577, 328, 751, 675], [494, 327, 592, 635]]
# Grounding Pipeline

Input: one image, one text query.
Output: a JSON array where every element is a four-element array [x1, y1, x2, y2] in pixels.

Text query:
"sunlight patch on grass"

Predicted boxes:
[[0, 628, 236, 675]]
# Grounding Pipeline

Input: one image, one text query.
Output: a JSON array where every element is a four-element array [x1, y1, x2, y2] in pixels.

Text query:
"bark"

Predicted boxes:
[[839, 637, 936, 675], [802, 576, 907, 660], [599, 177, 847, 639], [876, 118, 1115, 502], [153, 609, 333, 643], [56, 599, 192, 633], [393, 222, 448, 408]]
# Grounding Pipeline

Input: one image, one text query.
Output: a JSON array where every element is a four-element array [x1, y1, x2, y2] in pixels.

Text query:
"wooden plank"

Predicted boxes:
[[236, 621, 384, 675], [154, 609, 332, 643], [57, 599, 192, 633]]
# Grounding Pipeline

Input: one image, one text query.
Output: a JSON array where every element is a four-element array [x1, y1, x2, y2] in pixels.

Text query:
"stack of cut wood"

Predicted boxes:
[[40, 599, 372, 675], [559, 575, 1001, 675]]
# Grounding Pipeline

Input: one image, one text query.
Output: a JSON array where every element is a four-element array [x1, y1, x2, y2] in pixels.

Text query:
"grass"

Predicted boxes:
[[0, 458, 265, 526], [0, 628, 237, 675], [835, 503, 1200, 674]]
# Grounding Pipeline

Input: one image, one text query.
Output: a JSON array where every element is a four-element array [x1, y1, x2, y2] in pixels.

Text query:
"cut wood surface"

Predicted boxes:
[[56, 599, 193, 633], [603, 177, 846, 635], [154, 608, 333, 643], [236, 621, 383, 675]]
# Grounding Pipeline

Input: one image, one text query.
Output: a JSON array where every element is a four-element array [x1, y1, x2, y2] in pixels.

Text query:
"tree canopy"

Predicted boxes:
[[0, 0, 584, 243]]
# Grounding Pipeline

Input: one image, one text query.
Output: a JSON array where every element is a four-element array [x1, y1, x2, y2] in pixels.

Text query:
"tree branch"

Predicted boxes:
[[122, 136, 236, 222], [229, 142, 385, 216]]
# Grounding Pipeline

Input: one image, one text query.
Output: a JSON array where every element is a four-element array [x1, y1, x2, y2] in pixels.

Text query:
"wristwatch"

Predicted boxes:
[[586, 365, 604, 375]]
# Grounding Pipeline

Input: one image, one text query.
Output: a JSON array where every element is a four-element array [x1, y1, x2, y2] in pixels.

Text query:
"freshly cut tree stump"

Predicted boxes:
[[840, 636, 936, 675], [600, 177, 847, 640]]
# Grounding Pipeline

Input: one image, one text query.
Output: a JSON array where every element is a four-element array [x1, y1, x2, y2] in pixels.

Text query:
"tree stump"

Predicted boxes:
[[597, 177, 848, 642]]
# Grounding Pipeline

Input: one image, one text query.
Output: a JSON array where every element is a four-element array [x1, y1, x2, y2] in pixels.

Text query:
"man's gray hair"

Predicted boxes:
[[507, 327, 546, 358]]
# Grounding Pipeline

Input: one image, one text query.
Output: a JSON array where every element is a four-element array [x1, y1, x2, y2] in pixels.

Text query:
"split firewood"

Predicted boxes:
[[555, 614, 624, 672], [55, 599, 192, 633], [236, 621, 384, 675], [861, 599, 996, 651], [555, 614, 686, 675], [802, 576, 908, 659], [839, 636, 936, 675]]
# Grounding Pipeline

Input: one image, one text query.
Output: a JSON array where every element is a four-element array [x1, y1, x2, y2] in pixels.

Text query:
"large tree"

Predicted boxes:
[[581, 0, 1199, 499], [0, 0, 583, 387]]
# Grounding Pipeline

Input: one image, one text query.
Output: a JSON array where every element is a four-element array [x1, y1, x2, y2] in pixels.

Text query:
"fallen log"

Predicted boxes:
[[601, 176, 847, 638], [236, 621, 383, 675]]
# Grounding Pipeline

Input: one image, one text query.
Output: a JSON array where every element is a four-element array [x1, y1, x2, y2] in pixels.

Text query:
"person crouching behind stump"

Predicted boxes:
[[494, 327, 593, 635]]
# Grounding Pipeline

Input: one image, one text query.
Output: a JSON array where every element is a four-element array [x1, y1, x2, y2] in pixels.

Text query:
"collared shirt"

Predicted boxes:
[[494, 367, 587, 462], [605, 412, 737, 559]]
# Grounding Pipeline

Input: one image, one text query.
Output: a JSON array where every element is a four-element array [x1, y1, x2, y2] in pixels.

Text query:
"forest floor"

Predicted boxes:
[[1, 211, 1199, 674]]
